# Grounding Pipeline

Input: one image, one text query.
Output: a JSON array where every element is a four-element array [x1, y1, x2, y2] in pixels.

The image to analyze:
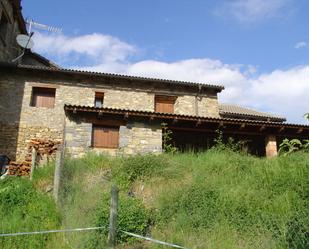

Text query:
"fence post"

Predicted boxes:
[[107, 185, 119, 249], [53, 145, 63, 203], [30, 147, 37, 181]]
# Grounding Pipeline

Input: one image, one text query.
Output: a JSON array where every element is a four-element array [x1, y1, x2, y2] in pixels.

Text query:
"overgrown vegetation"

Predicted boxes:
[[0, 177, 61, 249], [1, 148, 308, 248], [279, 138, 309, 156], [88, 193, 151, 248], [161, 123, 177, 153], [278, 112, 309, 156]]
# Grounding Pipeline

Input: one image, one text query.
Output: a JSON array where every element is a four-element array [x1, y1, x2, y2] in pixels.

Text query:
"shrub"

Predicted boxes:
[[279, 139, 308, 156], [88, 193, 151, 248], [213, 130, 249, 153], [162, 123, 177, 153]]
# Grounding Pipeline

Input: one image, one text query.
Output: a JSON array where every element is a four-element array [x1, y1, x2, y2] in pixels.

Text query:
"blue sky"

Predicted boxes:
[[22, 0, 309, 123]]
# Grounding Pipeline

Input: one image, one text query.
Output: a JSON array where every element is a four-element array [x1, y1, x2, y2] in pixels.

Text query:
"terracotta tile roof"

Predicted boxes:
[[64, 105, 309, 129], [219, 104, 286, 122], [11, 64, 225, 91]]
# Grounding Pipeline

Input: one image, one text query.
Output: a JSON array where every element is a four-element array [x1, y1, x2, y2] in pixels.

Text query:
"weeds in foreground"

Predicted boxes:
[[1, 150, 308, 249]]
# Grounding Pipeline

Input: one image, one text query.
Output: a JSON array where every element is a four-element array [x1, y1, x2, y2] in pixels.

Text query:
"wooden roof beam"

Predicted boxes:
[[296, 128, 303, 134], [259, 125, 266, 132], [218, 121, 224, 129], [196, 119, 202, 127], [172, 118, 178, 124], [239, 123, 246, 130], [278, 126, 285, 133]]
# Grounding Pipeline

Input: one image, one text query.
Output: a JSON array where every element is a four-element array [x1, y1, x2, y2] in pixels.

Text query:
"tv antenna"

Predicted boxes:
[[26, 19, 62, 34], [12, 19, 62, 63]]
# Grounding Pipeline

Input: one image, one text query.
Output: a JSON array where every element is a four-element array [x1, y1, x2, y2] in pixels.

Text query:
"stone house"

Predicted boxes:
[[1, 63, 309, 162], [1, 1, 309, 161]]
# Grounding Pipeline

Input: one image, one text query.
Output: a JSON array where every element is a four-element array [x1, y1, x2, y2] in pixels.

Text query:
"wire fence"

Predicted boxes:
[[0, 226, 189, 249]]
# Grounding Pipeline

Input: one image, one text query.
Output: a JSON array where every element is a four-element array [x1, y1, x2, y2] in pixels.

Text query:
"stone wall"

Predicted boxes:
[[0, 123, 19, 160], [175, 96, 196, 115], [119, 122, 162, 155], [65, 116, 92, 158], [174, 94, 220, 117], [104, 89, 154, 112], [0, 71, 219, 160], [198, 96, 220, 118], [64, 117, 162, 158], [0, 73, 25, 160]]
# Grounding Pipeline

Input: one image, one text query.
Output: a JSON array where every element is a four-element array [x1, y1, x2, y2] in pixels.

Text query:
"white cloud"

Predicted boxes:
[[33, 32, 309, 124], [294, 41, 307, 49], [79, 60, 309, 124], [215, 0, 292, 23], [33, 32, 136, 64]]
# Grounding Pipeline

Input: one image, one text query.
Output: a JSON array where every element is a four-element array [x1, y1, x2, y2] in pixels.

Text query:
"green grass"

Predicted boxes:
[[0, 177, 62, 249], [0, 149, 308, 248], [151, 151, 309, 249]]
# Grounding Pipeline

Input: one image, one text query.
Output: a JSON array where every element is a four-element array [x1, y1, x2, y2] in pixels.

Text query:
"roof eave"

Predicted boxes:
[[64, 105, 309, 130], [1, 62, 225, 91]]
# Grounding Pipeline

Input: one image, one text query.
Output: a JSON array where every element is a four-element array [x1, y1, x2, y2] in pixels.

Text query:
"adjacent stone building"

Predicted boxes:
[[0, 0, 59, 66]]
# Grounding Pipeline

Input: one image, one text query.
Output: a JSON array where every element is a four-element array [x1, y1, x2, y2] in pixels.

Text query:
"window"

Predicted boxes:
[[31, 87, 56, 108], [92, 125, 119, 148], [94, 92, 104, 108], [155, 95, 176, 114], [0, 11, 9, 44]]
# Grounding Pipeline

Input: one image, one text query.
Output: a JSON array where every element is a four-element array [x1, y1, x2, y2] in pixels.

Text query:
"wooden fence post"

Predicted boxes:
[[107, 185, 119, 249], [30, 147, 37, 181], [53, 145, 63, 203]]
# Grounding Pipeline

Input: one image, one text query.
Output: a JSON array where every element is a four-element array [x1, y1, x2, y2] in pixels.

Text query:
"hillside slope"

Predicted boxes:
[[0, 150, 308, 249]]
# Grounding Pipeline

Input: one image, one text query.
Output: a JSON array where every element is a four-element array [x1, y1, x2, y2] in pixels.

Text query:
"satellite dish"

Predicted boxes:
[[16, 34, 34, 49]]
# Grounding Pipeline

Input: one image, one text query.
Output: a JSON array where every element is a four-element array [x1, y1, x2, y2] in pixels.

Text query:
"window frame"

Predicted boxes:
[[30, 87, 56, 108], [94, 92, 104, 108]]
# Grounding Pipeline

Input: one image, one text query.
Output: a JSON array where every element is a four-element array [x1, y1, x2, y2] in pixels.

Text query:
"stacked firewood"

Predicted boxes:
[[6, 161, 31, 176], [26, 139, 61, 161], [6, 139, 61, 177]]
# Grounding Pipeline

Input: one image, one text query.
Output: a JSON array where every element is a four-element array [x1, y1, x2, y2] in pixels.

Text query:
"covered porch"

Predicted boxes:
[[64, 105, 309, 158]]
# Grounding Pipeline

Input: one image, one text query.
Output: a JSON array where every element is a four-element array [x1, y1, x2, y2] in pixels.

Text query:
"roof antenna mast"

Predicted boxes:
[[12, 18, 62, 63]]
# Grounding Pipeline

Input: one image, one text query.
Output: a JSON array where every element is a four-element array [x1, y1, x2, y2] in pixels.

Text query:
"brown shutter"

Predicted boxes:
[[155, 96, 176, 113], [32, 88, 56, 108], [92, 125, 119, 148]]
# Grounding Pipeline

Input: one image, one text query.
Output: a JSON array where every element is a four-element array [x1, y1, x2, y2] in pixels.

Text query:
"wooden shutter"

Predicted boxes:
[[32, 87, 56, 108], [92, 125, 119, 148], [155, 96, 176, 113]]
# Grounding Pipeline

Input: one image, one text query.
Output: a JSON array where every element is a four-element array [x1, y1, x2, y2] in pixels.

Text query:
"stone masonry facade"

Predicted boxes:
[[0, 69, 221, 160], [65, 117, 162, 158]]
